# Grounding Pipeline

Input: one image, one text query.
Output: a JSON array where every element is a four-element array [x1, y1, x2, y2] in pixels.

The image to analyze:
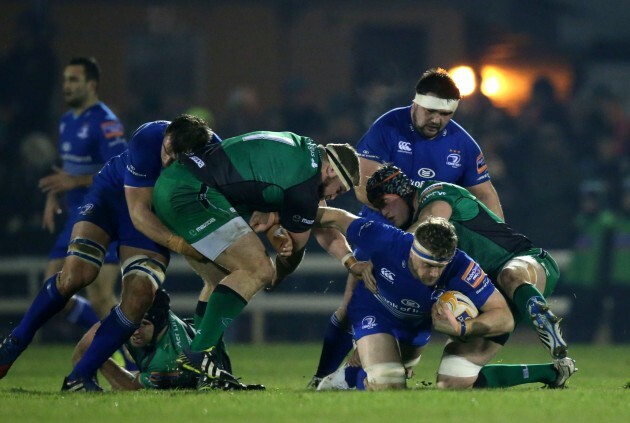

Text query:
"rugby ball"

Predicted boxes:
[[437, 291, 479, 321]]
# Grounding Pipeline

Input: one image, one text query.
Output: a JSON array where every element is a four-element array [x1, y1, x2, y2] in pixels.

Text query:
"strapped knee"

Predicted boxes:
[[121, 255, 166, 286], [364, 362, 406, 386], [67, 237, 106, 269], [437, 354, 482, 378]]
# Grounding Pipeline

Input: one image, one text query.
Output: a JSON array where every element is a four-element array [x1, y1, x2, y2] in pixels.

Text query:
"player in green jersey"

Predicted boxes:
[[153, 131, 360, 387], [72, 289, 263, 390], [364, 165, 577, 388]]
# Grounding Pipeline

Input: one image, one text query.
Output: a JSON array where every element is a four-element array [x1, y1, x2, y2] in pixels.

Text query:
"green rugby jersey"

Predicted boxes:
[[416, 180, 533, 280], [126, 312, 196, 389], [179, 131, 322, 232]]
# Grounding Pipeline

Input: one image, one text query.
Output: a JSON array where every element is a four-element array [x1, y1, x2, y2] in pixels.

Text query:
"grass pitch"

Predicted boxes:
[[0, 342, 628, 423]]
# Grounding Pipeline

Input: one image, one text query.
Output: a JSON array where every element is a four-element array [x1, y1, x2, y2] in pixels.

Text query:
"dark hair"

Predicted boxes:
[[366, 165, 416, 209], [145, 289, 170, 343], [415, 67, 460, 100], [414, 216, 458, 259], [166, 114, 214, 155], [68, 57, 101, 83]]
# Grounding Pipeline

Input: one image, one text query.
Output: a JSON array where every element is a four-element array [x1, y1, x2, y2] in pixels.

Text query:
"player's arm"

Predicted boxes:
[[432, 289, 514, 338], [73, 323, 143, 390], [125, 186, 204, 260], [466, 180, 504, 220], [315, 206, 359, 235], [354, 157, 382, 206], [272, 229, 310, 286], [409, 200, 454, 233], [39, 166, 94, 194]]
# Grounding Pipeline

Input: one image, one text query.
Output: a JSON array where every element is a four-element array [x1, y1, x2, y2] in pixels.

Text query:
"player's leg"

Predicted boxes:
[[47, 226, 101, 330], [308, 272, 357, 388], [186, 257, 232, 373], [0, 221, 108, 379], [65, 245, 168, 389], [437, 336, 577, 389], [356, 333, 406, 391], [498, 252, 568, 358], [86, 242, 120, 318]]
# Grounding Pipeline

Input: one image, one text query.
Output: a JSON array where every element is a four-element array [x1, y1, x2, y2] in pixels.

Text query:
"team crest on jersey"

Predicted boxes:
[[77, 124, 89, 139], [461, 261, 486, 288], [417, 168, 436, 178], [476, 153, 488, 174], [101, 121, 124, 139], [77, 203, 95, 216], [361, 316, 377, 330], [446, 153, 461, 168]]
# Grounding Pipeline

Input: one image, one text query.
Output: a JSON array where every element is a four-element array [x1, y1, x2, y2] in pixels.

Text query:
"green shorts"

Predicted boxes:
[[513, 248, 560, 298], [153, 162, 252, 260]]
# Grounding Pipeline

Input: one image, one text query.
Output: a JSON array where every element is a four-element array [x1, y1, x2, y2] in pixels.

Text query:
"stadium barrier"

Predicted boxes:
[[0, 252, 571, 343]]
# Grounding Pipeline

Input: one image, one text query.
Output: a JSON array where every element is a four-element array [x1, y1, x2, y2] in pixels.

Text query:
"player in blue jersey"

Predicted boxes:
[[0, 115, 230, 391], [312, 211, 512, 390], [38, 57, 126, 326], [309, 67, 504, 387], [314, 211, 576, 390]]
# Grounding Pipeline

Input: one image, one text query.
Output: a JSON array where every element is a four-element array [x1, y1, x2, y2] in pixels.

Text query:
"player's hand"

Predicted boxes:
[[39, 165, 76, 194], [249, 211, 279, 233], [266, 224, 293, 257], [42, 193, 62, 233], [350, 261, 376, 293], [431, 302, 460, 337], [165, 234, 207, 262]]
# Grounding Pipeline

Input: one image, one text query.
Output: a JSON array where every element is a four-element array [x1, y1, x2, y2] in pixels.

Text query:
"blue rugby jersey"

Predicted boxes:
[[98, 120, 222, 192], [356, 105, 489, 188], [346, 218, 495, 324], [58, 101, 127, 209]]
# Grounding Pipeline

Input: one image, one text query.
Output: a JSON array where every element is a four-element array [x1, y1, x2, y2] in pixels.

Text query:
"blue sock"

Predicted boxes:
[[12, 274, 69, 345], [315, 313, 354, 377], [65, 296, 100, 329], [68, 306, 138, 380], [344, 366, 361, 388], [356, 369, 367, 390]]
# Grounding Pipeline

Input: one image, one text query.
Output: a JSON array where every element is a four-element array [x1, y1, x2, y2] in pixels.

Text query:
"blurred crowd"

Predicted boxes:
[[0, 11, 628, 258]]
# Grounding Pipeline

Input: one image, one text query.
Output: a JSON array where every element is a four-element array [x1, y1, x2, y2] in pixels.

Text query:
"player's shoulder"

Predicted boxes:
[[373, 106, 411, 128], [130, 120, 169, 143], [444, 120, 480, 146], [449, 249, 487, 285]]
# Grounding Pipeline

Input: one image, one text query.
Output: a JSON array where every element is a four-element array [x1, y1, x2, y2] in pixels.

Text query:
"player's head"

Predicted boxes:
[[63, 57, 101, 108], [408, 216, 458, 286], [318, 143, 360, 201], [163, 114, 215, 166], [411, 68, 461, 139], [367, 165, 416, 228], [130, 289, 170, 348]]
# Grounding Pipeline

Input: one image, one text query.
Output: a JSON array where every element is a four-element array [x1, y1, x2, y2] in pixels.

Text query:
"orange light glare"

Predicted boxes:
[[448, 66, 476, 96]]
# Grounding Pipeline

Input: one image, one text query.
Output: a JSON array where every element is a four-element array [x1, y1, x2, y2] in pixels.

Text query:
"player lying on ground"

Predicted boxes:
[[72, 288, 263, 391]]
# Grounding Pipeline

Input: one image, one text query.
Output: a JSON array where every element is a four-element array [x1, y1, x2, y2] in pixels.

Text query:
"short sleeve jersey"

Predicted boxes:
[[417, 181, 533, 279], [356, 106, 490, 187], [58, 102, 127, 208], [126, 312, 196, 389], [346, 218, 495, 324], [179, 131, 322, 233], [123, 120, 171, 189]]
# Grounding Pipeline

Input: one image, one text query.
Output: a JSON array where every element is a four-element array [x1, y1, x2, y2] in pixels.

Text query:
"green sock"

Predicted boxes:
[[474, 363, 556, 388], [512, 283, 547, 328], [193, 301, 208, 328], [191, 285, 247, 351]]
